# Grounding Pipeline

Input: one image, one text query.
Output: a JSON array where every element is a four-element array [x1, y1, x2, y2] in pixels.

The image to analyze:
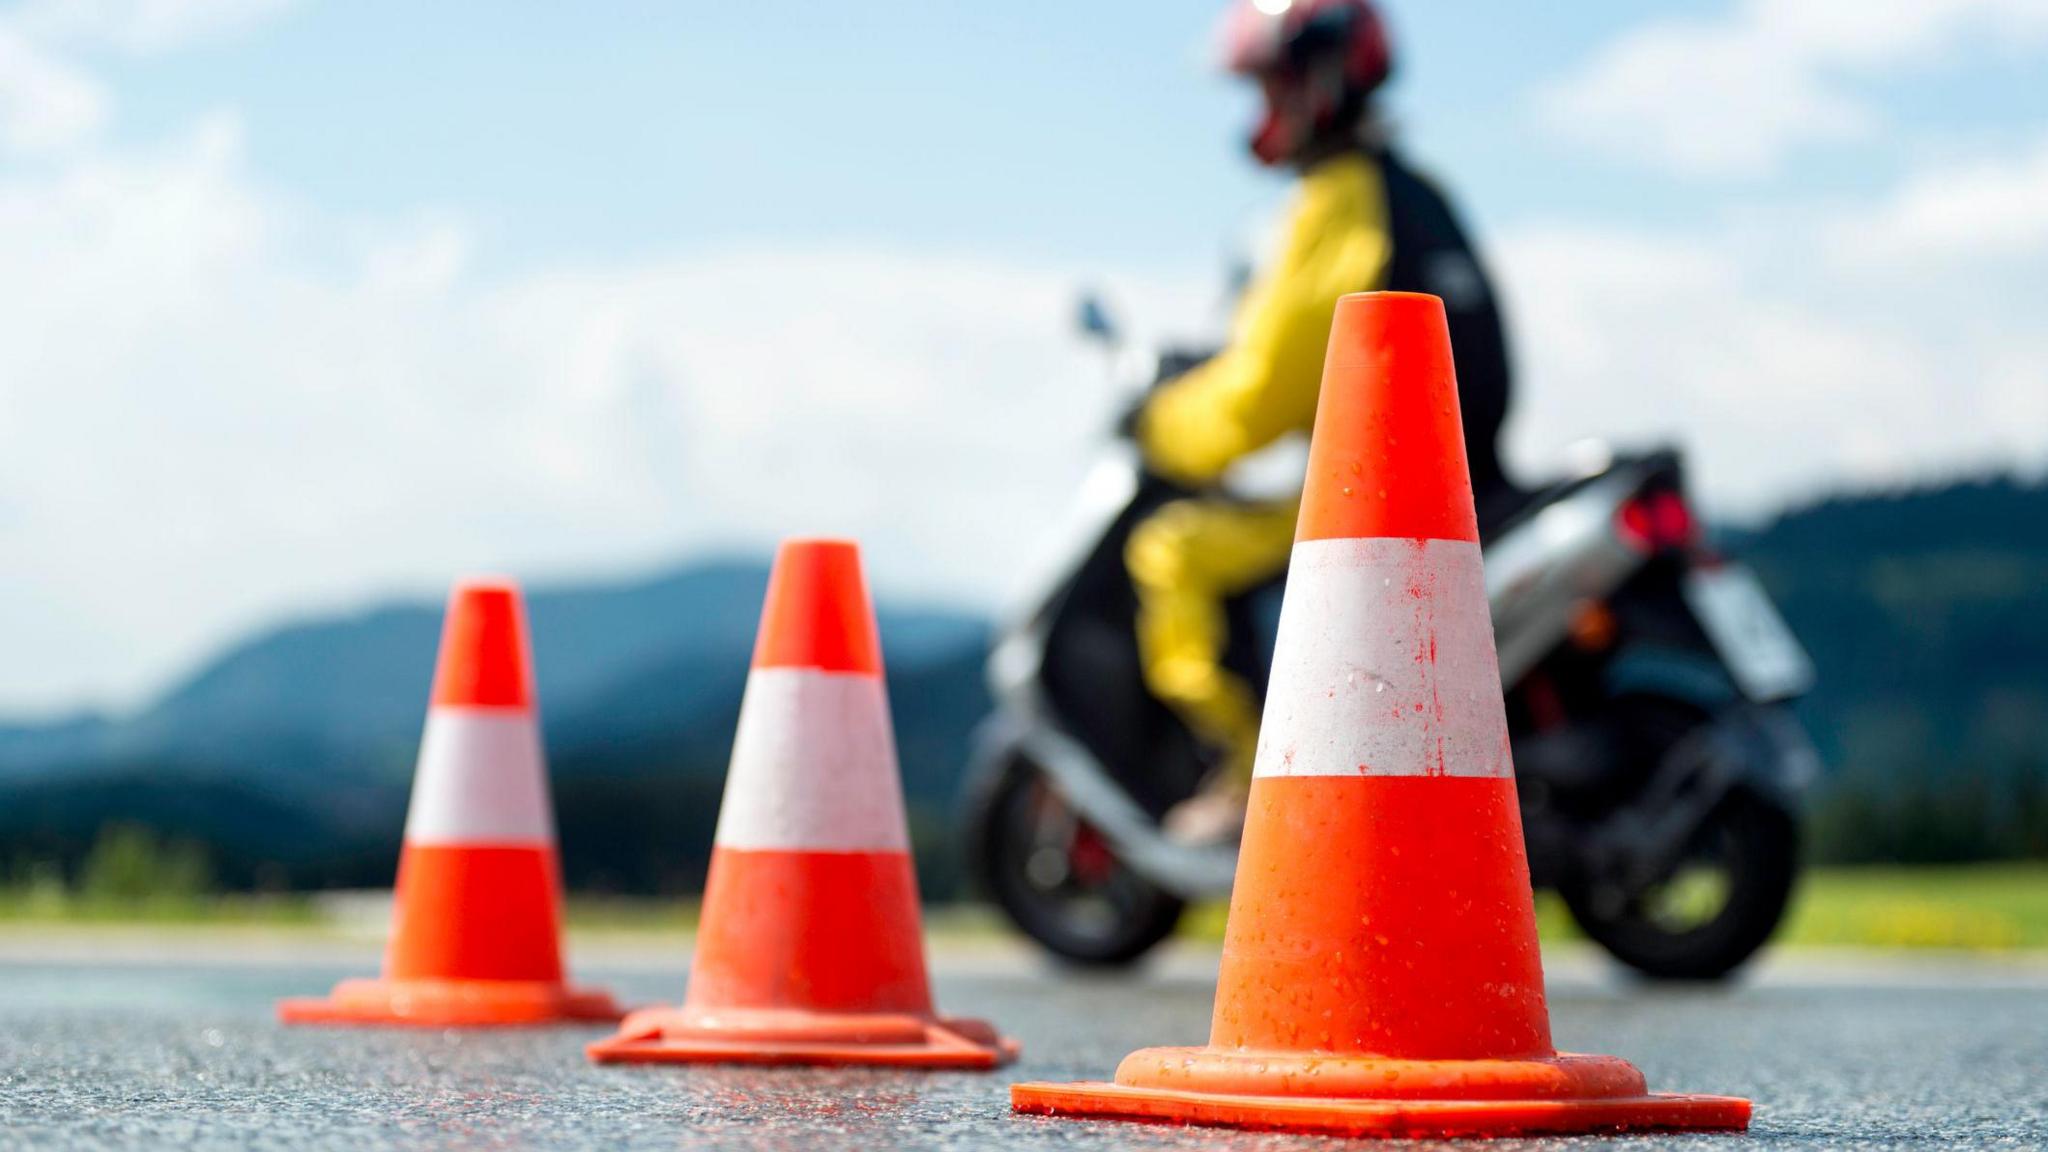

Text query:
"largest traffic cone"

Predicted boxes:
[[588, 539, 1018, 1069], [1012, 293, 1751, 1139], [279, 580, 621, 1027]]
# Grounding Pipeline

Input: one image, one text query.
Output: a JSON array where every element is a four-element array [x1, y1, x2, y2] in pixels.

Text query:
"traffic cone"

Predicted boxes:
[[588, 539, 1018, 1069], [1012, 293, 1751, 1138], [279, 580, 621, 1027]]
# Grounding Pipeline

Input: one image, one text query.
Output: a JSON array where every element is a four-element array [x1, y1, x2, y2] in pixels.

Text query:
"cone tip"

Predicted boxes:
[[754, 538, 883, 676], [1335, 288, 1444, 318], [777, 538, 861, 566], [1324, 291, 1453, 374], [431, 577, 536, 710], [452, 575, 520, 599], [1301, 290, 1478, 544]]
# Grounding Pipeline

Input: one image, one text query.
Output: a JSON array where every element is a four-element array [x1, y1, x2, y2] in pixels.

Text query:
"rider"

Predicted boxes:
[[1133, 0, 1515, 842]]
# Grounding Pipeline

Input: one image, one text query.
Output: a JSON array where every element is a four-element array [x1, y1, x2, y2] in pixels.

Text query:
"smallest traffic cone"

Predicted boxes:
[[589, 539, 1018, 1068], [280, 579, 621, 1027]]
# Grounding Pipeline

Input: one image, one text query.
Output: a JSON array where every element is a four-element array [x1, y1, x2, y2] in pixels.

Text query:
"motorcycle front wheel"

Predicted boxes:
[[1562, 788, 1799, 981], [967, 758, 1185, 968]]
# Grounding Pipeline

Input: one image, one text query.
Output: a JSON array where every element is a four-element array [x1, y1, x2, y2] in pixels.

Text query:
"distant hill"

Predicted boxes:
[[5, 476, 2047, 897], [0, 559, 992, 896], [1736, 476, 2048, 862]]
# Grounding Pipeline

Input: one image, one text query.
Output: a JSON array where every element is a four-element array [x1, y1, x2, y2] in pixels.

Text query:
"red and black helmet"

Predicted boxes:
[[1217, 0, 1395, 167]]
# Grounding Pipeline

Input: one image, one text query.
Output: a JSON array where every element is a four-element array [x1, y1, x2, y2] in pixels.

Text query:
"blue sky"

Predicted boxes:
[[63, 0, 2038, 258], [77, 1, 1616, 264], [2, 0, 2045, 713]]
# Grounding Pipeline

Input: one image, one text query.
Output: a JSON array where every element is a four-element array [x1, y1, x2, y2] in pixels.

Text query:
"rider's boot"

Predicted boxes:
[[1156, 669, 1258, 847], [1163, 771, 1250, 846]]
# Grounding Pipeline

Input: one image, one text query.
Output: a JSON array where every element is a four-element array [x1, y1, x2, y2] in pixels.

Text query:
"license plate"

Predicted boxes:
[[1683, 565, 1815, 702]]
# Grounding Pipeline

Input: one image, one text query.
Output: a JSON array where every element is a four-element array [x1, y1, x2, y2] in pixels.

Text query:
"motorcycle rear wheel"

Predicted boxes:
[[1562, 788, 1799, 981], [969, 758, 1185, 968]]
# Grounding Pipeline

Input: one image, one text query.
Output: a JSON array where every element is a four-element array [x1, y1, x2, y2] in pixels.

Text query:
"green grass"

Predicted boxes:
[[561, 896, 699, 932], [1775, 864, 2048, 950], [1175, 896, 1590, 947], [3, 864, 2043, 952], [0, 890, 318, 925], [1181, 864, 2048, 952], [564, 897, 1012, 939]]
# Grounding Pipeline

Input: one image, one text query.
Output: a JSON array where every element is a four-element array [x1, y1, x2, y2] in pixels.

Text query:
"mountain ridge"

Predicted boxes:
[[5, 474, 2046, 892], [0, 556, 994, 893]]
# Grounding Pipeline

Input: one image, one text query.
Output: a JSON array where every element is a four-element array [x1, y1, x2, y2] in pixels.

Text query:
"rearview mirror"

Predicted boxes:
[[1076, 292, 1120, 348]]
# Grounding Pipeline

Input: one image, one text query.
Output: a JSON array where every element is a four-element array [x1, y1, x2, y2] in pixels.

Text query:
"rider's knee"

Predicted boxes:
[[1126, 503, 1207, 591]]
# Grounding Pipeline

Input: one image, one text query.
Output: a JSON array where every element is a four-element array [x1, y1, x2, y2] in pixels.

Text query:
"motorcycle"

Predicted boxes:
[[963, 298, 1821, 980]]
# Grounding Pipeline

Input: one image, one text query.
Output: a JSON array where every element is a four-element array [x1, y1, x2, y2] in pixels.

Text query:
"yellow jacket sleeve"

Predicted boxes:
[[1138, 153, 1391, 484]]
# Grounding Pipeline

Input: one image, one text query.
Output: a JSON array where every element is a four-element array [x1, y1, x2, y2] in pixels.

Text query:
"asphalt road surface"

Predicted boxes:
[[1, 941, 2044, 1150]]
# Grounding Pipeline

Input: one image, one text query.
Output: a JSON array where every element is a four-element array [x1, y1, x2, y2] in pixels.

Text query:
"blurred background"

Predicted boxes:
[[1, 1, 2044, 948]]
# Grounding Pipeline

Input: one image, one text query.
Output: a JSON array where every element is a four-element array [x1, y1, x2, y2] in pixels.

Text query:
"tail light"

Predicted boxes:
[[1615, 489, 1698, 554], [1568, 600, 1618, 652]]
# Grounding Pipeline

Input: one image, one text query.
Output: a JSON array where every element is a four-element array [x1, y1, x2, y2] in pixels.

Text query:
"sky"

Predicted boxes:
[[1, 0, 2045, 715]]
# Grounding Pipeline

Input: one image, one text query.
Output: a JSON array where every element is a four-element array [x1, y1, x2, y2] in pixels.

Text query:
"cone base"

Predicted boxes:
[[1010, 1080, 1751, 1140], [586, 1005, 1020, 1070], [278, 977, 623, 1028]]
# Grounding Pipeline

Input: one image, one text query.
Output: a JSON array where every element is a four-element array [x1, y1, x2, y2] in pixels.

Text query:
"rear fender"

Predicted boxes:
[[1604, 645, 1742, 712], [1586, 700, 1817, 897], [962, 711, 1237, 902], [1602, 645, 1818, 801]]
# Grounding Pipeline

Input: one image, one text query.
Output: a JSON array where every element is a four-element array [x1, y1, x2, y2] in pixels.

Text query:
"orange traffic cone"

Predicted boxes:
[[588, 539, 1017, 1069], [1012, 293, 1751, 1138], [279, 580, 622, 1027]]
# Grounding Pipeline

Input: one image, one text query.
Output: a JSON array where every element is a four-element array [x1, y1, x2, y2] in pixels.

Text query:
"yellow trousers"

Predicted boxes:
[[1125, 497, 1300, 786]]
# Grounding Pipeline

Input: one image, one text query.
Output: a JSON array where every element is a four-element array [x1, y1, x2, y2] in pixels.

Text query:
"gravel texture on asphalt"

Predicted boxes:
[[2, 953, 2044, 1150]]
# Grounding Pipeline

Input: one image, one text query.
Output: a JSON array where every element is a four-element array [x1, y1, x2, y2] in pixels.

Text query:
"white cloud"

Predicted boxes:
[[15, 105, 2041, 717], [0, 116, 1207, 712], [1, 0, 2042, 718], [9, 0, 297, 55], [0, 0, 297, 157], [0, 25, 106, 152], [1538, 0, 2048, 178], [1493, 192, 2048, 516], [4, 102, 2043, 714], [1831, 134, 2048, 267]]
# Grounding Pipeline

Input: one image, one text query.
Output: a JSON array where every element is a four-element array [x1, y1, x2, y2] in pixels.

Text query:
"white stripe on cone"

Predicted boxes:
[[403, 709, 557, 845], [1254, 537, 1512, 780], [713, 667, 911, 853]]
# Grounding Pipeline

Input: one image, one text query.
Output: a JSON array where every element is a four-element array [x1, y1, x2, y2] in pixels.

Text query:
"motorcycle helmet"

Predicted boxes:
[[1217, 0, 1395, 167]]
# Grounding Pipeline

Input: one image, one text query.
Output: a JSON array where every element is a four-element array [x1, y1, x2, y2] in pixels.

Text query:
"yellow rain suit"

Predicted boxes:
[[1128, 152, 1393, 785]]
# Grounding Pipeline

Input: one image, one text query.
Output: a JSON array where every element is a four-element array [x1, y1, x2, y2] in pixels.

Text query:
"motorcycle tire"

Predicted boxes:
[[1562, 788, 1799, 981], [968, 757, 1185, 968]]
